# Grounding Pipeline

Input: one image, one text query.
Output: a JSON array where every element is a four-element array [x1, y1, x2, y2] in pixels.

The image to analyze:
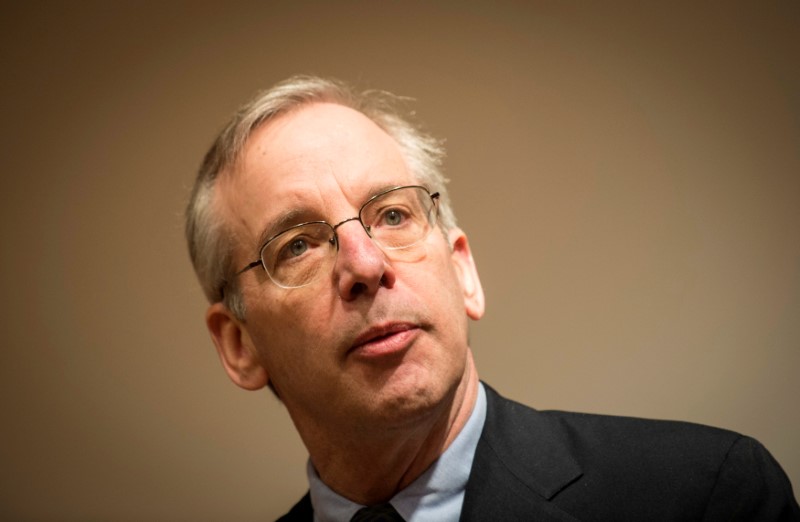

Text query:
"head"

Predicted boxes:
[[186, 76, 457, 320], [185, 76, 484, 434]]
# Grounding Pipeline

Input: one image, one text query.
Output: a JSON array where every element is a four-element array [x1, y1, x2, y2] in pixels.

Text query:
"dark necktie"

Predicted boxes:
[[350, 502, 405, 522]]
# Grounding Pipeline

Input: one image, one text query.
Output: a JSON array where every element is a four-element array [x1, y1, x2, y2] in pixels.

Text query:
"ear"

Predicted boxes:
[[448, 228, 485, 321], [205, 302, 269, 391]]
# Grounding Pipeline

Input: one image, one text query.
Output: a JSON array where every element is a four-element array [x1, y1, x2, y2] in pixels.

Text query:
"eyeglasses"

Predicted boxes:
[[236, 185, 440, 289]]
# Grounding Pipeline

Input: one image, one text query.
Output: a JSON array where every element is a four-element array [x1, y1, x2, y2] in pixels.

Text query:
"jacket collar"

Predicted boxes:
[[461, 384, 584, 521], [280, 384, 586, 521]]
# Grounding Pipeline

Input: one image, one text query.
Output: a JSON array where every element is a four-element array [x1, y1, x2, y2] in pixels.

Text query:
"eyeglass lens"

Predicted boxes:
[[261, 186, 438, 288]]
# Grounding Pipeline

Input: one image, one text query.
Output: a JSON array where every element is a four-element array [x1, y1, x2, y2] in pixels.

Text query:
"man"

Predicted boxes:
[[186, 76, 799, 521]]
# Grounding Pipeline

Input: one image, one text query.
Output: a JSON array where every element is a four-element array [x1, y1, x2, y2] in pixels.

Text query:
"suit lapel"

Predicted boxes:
[[460, 385, 584, 521]]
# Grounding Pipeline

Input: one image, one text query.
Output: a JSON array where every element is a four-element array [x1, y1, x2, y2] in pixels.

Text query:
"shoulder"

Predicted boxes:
[[482, 383, 742, 466], [476, 384, 800, 521], [540, 405, 742, 460]]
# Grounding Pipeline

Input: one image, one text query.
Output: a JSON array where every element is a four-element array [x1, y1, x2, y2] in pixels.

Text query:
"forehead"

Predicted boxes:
[[217, 102, 415, 245], [242, 102, 410, 193]]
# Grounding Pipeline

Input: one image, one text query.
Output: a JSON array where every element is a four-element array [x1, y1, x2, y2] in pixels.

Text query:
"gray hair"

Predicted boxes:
[[185, 75, 456, 320]]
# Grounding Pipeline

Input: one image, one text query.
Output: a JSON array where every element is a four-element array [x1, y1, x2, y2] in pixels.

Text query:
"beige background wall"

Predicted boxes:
[[1, 2, 798, 520]]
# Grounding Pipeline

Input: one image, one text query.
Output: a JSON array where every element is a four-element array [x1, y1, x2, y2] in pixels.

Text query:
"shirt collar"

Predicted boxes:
[[307, 382, 487, 522]]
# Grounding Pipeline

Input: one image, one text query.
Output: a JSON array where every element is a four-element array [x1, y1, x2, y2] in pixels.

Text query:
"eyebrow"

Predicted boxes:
[[254, 182, 410, 249], [256, 208, 313, 249]]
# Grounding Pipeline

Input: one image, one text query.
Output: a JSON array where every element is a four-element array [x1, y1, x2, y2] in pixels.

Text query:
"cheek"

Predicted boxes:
[[416, 250, 469, 325], [246, 288, 334, 359], [246, 309, 315, 393]]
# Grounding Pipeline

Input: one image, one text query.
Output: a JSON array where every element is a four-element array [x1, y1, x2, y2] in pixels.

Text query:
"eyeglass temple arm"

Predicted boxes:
[[237, 260, 262, 275]]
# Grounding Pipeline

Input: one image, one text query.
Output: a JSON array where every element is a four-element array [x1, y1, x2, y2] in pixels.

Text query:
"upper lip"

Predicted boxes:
[[351, 322, 417, 349]]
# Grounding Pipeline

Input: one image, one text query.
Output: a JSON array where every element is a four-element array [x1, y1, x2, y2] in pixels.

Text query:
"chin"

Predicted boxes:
[[369, 370, 457, 425]]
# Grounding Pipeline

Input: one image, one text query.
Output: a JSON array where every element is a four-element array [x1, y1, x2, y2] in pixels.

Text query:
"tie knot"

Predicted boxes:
[[350, 502, 404, 522]]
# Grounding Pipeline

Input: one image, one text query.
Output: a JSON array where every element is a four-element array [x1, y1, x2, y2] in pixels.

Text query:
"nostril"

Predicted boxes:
[[350, 282, 367, 297]]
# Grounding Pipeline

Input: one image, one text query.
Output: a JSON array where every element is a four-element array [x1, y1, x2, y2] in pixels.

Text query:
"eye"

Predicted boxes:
[[383, 209, 404, 226], [276, 237, 311, 263], [288, 239, 308, 257]]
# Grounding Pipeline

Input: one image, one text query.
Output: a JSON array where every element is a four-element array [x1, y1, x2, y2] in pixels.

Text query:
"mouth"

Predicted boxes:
[[349, 322, 420, 358]]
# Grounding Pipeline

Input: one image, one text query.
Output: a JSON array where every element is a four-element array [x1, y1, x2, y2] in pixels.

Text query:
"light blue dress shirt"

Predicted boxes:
[[307, 383, 488, 522]]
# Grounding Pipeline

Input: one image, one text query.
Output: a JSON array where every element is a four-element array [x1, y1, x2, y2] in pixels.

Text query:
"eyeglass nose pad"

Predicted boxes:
[[330, 217, 375, 252]]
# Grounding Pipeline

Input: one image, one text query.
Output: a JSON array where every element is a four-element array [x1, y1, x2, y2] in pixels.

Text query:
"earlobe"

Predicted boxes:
[[448, 228, 485, 321], [205, 302, 269, 391]]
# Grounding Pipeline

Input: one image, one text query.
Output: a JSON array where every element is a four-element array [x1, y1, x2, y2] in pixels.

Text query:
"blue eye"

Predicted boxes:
[[384, 209, 403, 226], [288, 239, 308, 257]]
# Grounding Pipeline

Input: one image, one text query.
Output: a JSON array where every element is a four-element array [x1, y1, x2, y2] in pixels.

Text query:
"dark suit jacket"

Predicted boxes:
[[278, 384, 799, 521]]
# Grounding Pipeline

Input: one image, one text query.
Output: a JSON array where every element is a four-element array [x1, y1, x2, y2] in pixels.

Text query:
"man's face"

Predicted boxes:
[[211, 103, 483, 433]]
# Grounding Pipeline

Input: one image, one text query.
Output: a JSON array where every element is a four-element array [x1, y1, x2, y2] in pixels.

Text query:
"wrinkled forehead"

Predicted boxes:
[[233, 103, 411, 192]]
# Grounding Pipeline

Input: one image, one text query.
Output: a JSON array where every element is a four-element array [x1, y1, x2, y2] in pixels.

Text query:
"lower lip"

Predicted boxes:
[[350, 328, 419, 359]]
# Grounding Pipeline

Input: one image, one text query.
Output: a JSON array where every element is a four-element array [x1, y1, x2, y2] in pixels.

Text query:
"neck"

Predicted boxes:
[[297, 353, 480, 505]]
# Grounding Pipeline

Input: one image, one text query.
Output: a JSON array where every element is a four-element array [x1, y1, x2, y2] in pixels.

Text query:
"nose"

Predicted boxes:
[[332, 218, 395, 300]]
